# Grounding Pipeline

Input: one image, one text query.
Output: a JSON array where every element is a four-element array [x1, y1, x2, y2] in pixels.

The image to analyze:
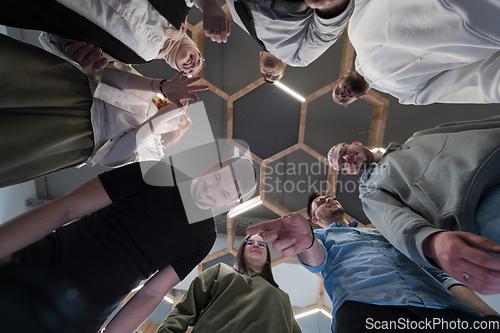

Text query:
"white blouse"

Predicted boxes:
[[55, 0, 187, 61], [40, 32, 184, 168]]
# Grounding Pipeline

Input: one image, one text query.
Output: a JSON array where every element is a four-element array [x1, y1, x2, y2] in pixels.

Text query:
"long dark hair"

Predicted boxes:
[[233, 234, 279, 288]]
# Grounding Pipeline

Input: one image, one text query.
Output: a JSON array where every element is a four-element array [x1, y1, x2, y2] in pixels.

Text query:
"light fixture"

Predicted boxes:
[[274, 81, 306, 102], [163, 295, 174, 304], [320, 308, 332, 318], [295, 308, 320, 319], [227, 196, 263, 218], [131, 285, 144, 292], [370, 147, 386, 154]]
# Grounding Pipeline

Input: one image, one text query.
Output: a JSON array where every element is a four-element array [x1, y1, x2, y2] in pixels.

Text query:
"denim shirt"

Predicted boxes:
[[297, 223, 478, 330]]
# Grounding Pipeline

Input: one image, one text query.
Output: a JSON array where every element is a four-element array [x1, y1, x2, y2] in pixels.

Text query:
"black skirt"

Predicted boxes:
[[0, 34, 94, 188]]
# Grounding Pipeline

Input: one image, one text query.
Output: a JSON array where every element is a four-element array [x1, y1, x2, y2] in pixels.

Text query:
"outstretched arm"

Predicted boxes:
[[0, 177, 112, 259], [126, 71, 208, 106], [246, 212, 325, 266], [196, 0, 231, 43], [448, 284, 500, 317], [103, 265, 181, 333], [423, 231, 500, 295], [361, 186, 500, 294], [423, 265, 500, 316]]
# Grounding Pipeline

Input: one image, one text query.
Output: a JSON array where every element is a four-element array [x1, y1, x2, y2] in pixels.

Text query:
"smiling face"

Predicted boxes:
[[191, 165, 239, 209], [243, 234, 268, 273], [259, 51, 287, 83], [328, 142, 374, 175], [310, 195, 345, 228], [175, 46, 203, 77]]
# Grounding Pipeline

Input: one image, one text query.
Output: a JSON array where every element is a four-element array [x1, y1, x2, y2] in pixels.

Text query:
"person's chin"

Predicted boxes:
[[193, 198, 211, 210]]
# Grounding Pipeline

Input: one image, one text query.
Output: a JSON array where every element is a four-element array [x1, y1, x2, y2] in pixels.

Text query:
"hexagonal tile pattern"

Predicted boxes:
[[127, 8, 390, 333], [233, 84, 301, 160]]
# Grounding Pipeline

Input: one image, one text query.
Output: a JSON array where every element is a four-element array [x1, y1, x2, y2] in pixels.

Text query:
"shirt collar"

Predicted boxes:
[[361, 142, 402, 182], [327, 221, 358, 229]]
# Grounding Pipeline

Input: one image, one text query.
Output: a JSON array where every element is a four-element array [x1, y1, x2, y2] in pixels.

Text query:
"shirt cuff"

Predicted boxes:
[[185, 0, 197, 8], [295, 241, 328, 274], [416, 228, 447, 268]]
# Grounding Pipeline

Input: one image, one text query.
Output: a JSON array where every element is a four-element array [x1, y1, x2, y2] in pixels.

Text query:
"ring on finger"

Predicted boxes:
[[462, 272, 470, 282]]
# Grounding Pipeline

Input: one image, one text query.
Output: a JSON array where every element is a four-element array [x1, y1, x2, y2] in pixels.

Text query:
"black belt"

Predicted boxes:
[[241, 0, 308, 13]]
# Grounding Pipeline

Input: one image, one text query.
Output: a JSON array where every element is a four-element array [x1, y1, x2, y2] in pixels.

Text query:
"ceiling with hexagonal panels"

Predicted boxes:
[[10, 1, 500, 332]]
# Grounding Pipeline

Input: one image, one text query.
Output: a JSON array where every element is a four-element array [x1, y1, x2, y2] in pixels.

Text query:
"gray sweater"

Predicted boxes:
[[359, 116, 500, 267]]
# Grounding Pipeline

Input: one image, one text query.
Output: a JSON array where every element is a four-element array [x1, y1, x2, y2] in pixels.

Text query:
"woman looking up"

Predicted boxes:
[[156, 234, 302, 333]]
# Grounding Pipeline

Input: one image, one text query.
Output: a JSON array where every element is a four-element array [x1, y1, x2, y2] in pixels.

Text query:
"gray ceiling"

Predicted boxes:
[[6, 3, 500, 330], [35, 2, 500, 227]]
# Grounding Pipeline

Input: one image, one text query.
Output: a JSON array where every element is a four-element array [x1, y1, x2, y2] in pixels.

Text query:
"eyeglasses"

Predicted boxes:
[[262, 73, 282, 82], [334, 86, 349, 107], [312, 196, 337, 217], [337, 144, 350, 170], [245, 240, 266, 247]]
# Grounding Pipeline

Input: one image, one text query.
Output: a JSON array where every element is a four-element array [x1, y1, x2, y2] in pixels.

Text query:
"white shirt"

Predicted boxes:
[[85, 62, 165, 167], [227, 0, 355, 67], [350, 0, 500, 105], [56, 0, 174, 61], [39, 33, 184, 168]]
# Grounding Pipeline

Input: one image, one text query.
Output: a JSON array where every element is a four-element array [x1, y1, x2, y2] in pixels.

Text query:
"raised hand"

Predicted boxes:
[[64, 41, 108, 71], [246, 212, 314, 257], [197, 0, 231, 43], [423, 231, 500, 294], [160, 72, 209, 107]]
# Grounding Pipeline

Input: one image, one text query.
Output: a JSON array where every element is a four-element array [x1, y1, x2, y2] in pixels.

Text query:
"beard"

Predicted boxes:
[[317, 205, 345, 223], [357, 146, 375, 173]]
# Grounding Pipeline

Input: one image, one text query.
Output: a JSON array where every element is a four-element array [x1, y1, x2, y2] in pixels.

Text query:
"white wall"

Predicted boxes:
[[0, 181, 37, 224]]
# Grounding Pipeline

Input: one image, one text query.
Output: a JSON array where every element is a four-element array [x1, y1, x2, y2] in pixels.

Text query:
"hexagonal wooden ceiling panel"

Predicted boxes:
[[126, 6, 390, 333]]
